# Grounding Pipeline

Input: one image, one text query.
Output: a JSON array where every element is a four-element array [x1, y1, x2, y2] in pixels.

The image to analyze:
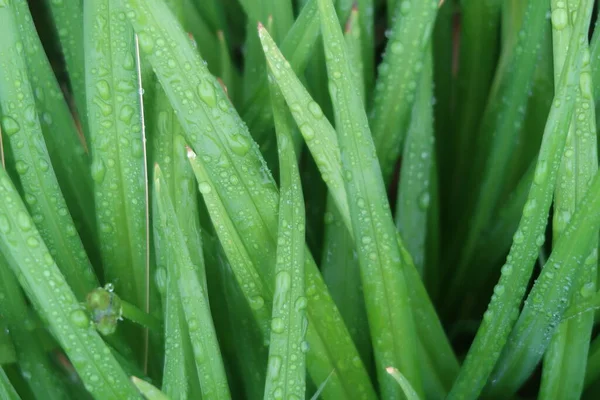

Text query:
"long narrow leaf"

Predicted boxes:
[[446, 1, 595, 397], [263, 76, 306, 400], [0, 2, 98, 300], [154, 166, 231, 400], [84, 0, 148, 309], [0, 168, 138, 399], [122, 1, 377, 397], [317, 0, 422, 397]]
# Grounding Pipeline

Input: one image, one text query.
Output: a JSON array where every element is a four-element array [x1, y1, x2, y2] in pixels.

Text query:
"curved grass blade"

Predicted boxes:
[[0, 169, 138, 399], [369, 0, 438, 185], [450, 0, 501, 204], [84, 0, 148, 309], [123, 1, 377, 397], [386, 367, 421, 400], [0, 255, 69, 399], [0, 367, 20, 400], [485, 167, 600, 396], [261, 20, 458, 395], [187, 149, 272, 339], [317, 0, 421, 396], [181, 0, 219, 73], [154, 166, 231, 400], [132, 377, 170, 400], [446, 2, 595, 397], [355, 0, 374, 103], [12, 0, 98, 263], [446, 0, 551, 307], [241, 0, 320, 137], [539, 1, 598, 398], [395, 46, 434, 276], [259, 27, 350, 231], [0, 2, 98, 300], [263, 77, 306, 400], [586, 336, 600, 389], [46, 0, 89, 143], [344, 6, 364, 103], [319, 8, 371, 368]]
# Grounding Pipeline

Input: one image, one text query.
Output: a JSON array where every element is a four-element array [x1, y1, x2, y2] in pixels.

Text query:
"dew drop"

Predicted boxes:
[[197, 80, 217, 108], [1, 116, 20, 136], [137, 32, 154, 54], [198, 182, 212, 194], [229, 134, 251, 156], [91, 159, 106, 183], [308, 101, 323, 119], [271, 317, 284, 333], [95, 80, 111, 101], [70, 310, 90, 328], [551, 9, 568, 30]]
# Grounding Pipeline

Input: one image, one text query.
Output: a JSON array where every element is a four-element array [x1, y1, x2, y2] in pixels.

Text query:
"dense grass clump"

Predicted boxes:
[[2, 0, 600, 399]]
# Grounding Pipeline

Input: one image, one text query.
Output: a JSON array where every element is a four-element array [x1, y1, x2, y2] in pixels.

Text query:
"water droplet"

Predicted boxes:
[[91, 159, 106, 183], [580, 72, 593, 98], [229, 134, 251, 156], [308, 102, 323, 118], [17, 211, 32, 231], [137, 32, 154, 54], [300, 124, 315, 140], [70, 310, 90, 328], [96, 80, 111, 101], [523, 199, 537, 217], [197, 80, 217, 107], [271, 317, 284, 333], [267, 355, 282, 378], [0, 214, 10, 233], [1, 116, 20, 136], [38, 159, 49, 172], [300, 340, 310, 353], [551, 9, 568, 30], [250, 296, 265, 310], [501, 264, 513, 276], [391, 41, 404, 54], [155, 268, 167, 294], [26, 237, 39, 248], [534, 161, 548, 184], [418, 191, 430, 210], [580, 282, 594, 298], [15, 161, 29, 175], [294, 296, 307, 311], [198, 182, 212, 194], [119, 105, 135, 123]]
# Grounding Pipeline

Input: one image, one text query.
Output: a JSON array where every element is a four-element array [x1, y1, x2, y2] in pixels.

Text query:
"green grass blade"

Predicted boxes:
[[187, 149, 272, 339], [317, 0, 422, 397], [485, 169, 600, 396], [46, 0, 89, 144], [395, 46, 434, 276], [369, 0, 438, 185], [182, 0, 220, 73], [386, 367, 421, 400], [84, 0, 148, 309], [0, 254, 69, 399], [355, 0, 374, 103], [446, 0, 551, 308], [0, 168, 138, 399], [539, 1, 598, 398], [0, 2, 98, 300], [132, 376, 171, 400], [263, 76, 306, 400], [12, 0, 98, 264], [450, 0, 501, 203], [122, 1, 377, 397], [241, 0, 320, 137], [0, 367, 20, 400], [586, 336, 600, 389], [261, 16, 458, 393], [259, 27, 351, 231], [446, 1, 595, 397], [154, 166, 231, 400], [344, 7, 365, 103]]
